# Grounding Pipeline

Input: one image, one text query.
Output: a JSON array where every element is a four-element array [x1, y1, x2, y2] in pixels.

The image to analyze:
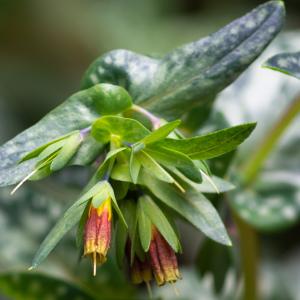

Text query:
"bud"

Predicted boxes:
[[130, 256, 152, 285], [84, 198, 112, 276], [149, 227, 181, 286]]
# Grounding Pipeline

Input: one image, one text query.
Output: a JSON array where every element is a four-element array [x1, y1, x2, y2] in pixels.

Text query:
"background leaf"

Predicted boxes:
[[0, 272, 95, 300], [264, 51, 300, 80], [81, 1, 285, 119]]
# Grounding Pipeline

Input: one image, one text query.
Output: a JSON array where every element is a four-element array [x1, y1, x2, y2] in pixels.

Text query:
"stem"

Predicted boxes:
[[234, 212, 259, 300], [131, 105, 162, 130], [243, 95, 300, 184]]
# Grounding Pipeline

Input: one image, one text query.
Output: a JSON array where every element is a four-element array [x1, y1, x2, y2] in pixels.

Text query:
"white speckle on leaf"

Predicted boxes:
[[277, 58, 289, 68], [104, 56, 112, 64], [258, 206, 269, 217], [282, 206, 297, 220], [245, 20, 256, 29], [90, 74, 98, 84]]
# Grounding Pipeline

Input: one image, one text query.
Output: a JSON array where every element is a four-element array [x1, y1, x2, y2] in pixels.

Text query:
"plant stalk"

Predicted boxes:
[[243, 95, 300, 184]]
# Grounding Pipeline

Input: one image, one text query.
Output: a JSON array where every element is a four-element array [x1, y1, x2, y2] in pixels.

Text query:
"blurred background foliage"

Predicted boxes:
[[1, 0, 300, 299]]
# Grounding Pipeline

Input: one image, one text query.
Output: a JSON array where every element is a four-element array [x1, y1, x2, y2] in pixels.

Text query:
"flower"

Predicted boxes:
[[148, 227, 181, 286], [130, 256, 152, 285], [84, 198, 112, 276]]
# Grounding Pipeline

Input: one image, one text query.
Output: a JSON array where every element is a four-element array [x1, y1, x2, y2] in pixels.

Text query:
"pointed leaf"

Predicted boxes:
[[137, 204, 152, 252], [145, 146, 202, 182], [155, 123, 256, 159], [140, 120, 181, 144], [139, 195, 180, 252], [139, 170, 231, 245], [129, 150, 141, 184], [51, 132, 83, 171], [0, 83, 131, 187], [136, 150, 174, 183]]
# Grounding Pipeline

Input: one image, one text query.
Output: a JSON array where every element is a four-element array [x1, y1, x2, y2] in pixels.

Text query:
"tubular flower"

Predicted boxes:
[[130, 256, 152, 285], [84, 198, 112, 276], [149, 227, 181, 286]]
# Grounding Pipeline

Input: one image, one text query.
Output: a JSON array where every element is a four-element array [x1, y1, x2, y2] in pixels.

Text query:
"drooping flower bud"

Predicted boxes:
[[130, 256, 152, 285], [149, 227, 181, 286], [84, 198, 112, 276]]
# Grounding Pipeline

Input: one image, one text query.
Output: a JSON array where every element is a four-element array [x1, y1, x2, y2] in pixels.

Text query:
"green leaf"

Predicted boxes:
[[81, 1, 285, 120], [136, 150, 174, 183], [129, 150, 141, 184], [88, 83, 133, 115], [91, 116, 150, 144], [139, 195, 180, 252], [94, 147, 127, 179], [145, 146, 202, 182], [31, 182, 106, 268], [0, 272, 95, 300], [0, 83, 131, 187], [105, 182, 127, 228], [155, 123, 256, 160], [263, 51, 300, 80], [137, 202, 152, 252], [196, 238, 233, 293], [115, 219, 128, 268], [229, 179, 300, 231], [121, 200, 139, 264], [51, 132, 83, 171], [139, 120, 181, 144], [19, 132, 74, 163], [139, 170, 231, 246]]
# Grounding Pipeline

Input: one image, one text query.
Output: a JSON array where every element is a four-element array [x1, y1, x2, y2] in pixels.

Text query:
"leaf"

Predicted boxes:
[[139, 170, 231, 245], [91, 116, 150, 144], [136, 150, 174, 183], [196, 238, 233, 294], [139, 120, 181, 144], [170, 166, 234, 193], [105, 182, 127, 228], [31, 182, 106, 268], [0, 272, 95, 300], [121, 200, 139, 264], [139, 195, 180, 252], [155, 123, 256, 160], [229, 179, 300, 231], [129, 150, 141, 184], [51, 132, 83, 171], [89, 83, 133, 115], [145, 146, 202, 182], [137, 202, 152, 252], [19, 132, 74, 163], [212, 33, 300, 231], [263, 51, 300, 80], [0, 83, 131, 187], [115, 219, 128, 268], [81, 1, 285, 120]]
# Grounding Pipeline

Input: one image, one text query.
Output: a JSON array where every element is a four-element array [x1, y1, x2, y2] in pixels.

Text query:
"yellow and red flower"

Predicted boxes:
[[148, 227, 181, 286], [84, 198, 112, 276]]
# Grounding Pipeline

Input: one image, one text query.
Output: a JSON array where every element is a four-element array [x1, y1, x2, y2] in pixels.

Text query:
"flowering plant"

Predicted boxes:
[[0, 0, 285, 296]]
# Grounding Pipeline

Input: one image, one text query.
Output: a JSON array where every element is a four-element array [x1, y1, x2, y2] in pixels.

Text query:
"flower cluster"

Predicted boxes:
[[11, 84, 253, 291]]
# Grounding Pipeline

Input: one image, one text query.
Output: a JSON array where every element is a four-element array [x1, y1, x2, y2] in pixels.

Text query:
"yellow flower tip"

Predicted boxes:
[[149, 227, 181, 286], [84, 202, 112, 276]]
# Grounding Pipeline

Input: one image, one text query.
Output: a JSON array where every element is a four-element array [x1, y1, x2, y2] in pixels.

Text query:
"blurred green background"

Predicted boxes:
[[1, 0, 300, 299]]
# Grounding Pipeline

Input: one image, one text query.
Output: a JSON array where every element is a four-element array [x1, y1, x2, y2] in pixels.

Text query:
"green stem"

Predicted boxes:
[[243, 95, 300, 184], [234, 212, 259, 300]]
